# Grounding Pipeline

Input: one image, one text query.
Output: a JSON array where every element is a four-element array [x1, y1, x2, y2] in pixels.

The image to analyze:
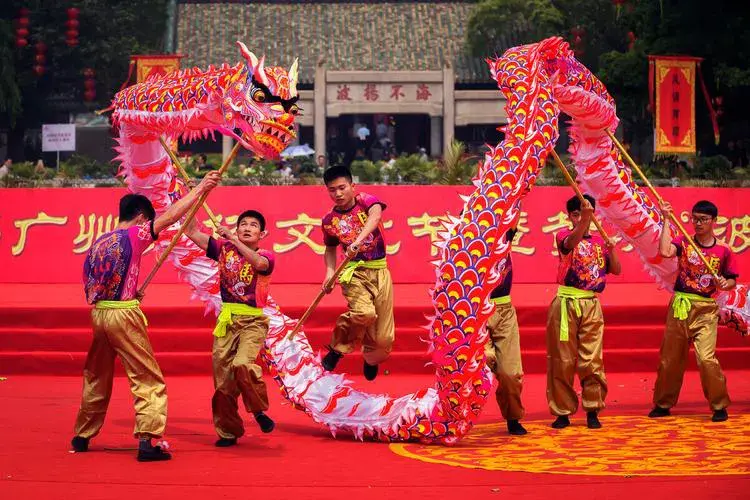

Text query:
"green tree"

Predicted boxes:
[[1, 0, 168, 160]]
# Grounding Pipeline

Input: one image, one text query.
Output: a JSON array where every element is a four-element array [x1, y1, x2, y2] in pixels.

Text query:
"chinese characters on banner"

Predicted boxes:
[[333, 83, 439, 103], [650, 56, 700, 154], [0, 187, 748, 285]]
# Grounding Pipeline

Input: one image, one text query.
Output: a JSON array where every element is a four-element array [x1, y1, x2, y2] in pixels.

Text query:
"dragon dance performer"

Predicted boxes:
[[319, 165, 395, 381], [649, 200, 738, 422], [71, 171, 221, 462], [484, 227, 528, 435], [184, 210, 276, 446], [546, 194, 621, 430]]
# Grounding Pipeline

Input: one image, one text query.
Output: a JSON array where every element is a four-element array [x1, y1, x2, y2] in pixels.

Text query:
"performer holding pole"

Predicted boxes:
[[546, 192, 621, 430], [606, 129, 738, 422], [319, 166, 395, 381], [71, 171, 221, 461], [183, 210, 278, 446]]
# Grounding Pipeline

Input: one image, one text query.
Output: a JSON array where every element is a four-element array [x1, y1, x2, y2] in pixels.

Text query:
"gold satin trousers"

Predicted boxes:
[[331, 267, 395, 365], [546, 296, 608, 416], [653, 298, 730, 411], [73, 307, 167, 439], [212, 315, 270, 439], [484, 302, 525, 420]]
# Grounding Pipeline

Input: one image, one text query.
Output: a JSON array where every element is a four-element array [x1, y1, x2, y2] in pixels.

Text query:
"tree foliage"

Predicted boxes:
[[466, 0, 750, 151], [1, 0, 168, 157]]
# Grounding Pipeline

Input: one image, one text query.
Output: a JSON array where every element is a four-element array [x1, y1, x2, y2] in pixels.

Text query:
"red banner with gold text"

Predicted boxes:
[[650, 55, 701, 154], [0, 187, 747, 285]]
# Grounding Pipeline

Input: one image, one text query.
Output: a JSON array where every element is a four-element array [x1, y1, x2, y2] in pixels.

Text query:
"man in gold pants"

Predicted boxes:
[[649, 200, 737, 422], [184, 210, 276, 446], [484, 228, 527, 435], [72, 171, 221, 461], [546, 195, 621, 430], [320, 166, 395, 381]]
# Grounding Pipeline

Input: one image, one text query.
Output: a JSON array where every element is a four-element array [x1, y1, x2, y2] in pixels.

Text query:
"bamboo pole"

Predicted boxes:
[[605, 129, 720, 279], [285, 250, 357, 340], [138, 142, 241, 296], [549, 149, 613, 245], [158, 137, 220, 228]]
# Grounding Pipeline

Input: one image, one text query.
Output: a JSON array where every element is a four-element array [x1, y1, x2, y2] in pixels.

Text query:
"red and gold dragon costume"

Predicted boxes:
[[110, 37, 748, 446]]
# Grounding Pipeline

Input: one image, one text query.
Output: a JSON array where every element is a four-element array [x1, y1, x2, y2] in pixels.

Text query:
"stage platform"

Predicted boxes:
[[1, 283, 748, 375], [1, 372, 748, 498]]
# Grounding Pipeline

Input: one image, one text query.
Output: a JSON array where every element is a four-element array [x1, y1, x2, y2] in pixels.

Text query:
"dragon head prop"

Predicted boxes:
[[223, 41, 300, 158], [111, 41, 300, 160]]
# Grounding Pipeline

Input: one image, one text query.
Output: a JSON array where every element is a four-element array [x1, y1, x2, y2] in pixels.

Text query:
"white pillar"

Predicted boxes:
[[314, 58, 327, 160], [430, 116, 442, 157], [442, 63, 455, 158], [222, 135, 233, 164]]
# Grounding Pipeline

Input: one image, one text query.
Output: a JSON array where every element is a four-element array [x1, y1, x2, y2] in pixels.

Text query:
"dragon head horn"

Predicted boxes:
[[288, 58, 299, 98], [236, 41, 270, 87]]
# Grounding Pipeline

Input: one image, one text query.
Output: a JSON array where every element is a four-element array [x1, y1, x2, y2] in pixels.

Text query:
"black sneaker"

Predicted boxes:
[[136, 441, 171, 462], [507, 419, 528, 435], [551, 415, 570, 429], [255, 412, 275, 433], [215, 437, 237, 447], [363, 361, 378, 381], [586, 411, 602, 429], [70, 436, 89, 452], [648, 406, 671, 418], [321, 349, 343, 371], [711, 409, 728, 422]]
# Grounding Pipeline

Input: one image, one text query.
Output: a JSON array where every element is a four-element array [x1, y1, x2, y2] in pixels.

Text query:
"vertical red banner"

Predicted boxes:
[[650, 56, 701, 154]]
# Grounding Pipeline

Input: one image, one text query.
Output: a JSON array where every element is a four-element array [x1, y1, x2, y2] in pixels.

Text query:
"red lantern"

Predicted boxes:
[[19, 8, 30, 16], [17, 17, 29, 28], [35, 41, 47, 53], [15, 38, 28, 48], [83, 68, 95, 78], [83, 67, 96, 102], [627, 31, 637, 51], [84, 79, 96, 90], [15, 27, 29, 39], [35, 54, 46, 64], [33, 65, 45, 77], [84, 89, 96, 102], [65, 7, 80, 47]]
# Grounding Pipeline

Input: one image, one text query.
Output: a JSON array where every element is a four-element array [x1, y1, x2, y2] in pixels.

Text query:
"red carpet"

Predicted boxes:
[[1, 283, 748, 375], [1, 372, 749, 499]]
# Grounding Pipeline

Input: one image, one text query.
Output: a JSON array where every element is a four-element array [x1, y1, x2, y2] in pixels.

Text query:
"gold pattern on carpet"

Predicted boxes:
[[389, 415, 750, 476]]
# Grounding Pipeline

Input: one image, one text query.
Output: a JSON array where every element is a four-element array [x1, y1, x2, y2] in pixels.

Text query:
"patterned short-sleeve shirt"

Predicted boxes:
[[672, 235, 739, 297], [207, 238, 275, 307], [555, 229, 611, 292], [83, 222, 156, 304], [321, 192, 387, 262]]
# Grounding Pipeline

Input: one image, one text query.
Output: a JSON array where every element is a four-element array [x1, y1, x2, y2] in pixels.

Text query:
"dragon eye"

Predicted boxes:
[[289, 104, 299, 115], [252, 89, 266, 103]]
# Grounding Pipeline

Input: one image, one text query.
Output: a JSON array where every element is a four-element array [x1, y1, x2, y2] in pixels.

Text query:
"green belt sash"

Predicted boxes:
[[338, 258, 387, 284], [490, 296, 512, 305], [672, 291, 715, 320], [557, 286, 595, 342], [95, 299, 148, 326], [213, 302, 263, 338]]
